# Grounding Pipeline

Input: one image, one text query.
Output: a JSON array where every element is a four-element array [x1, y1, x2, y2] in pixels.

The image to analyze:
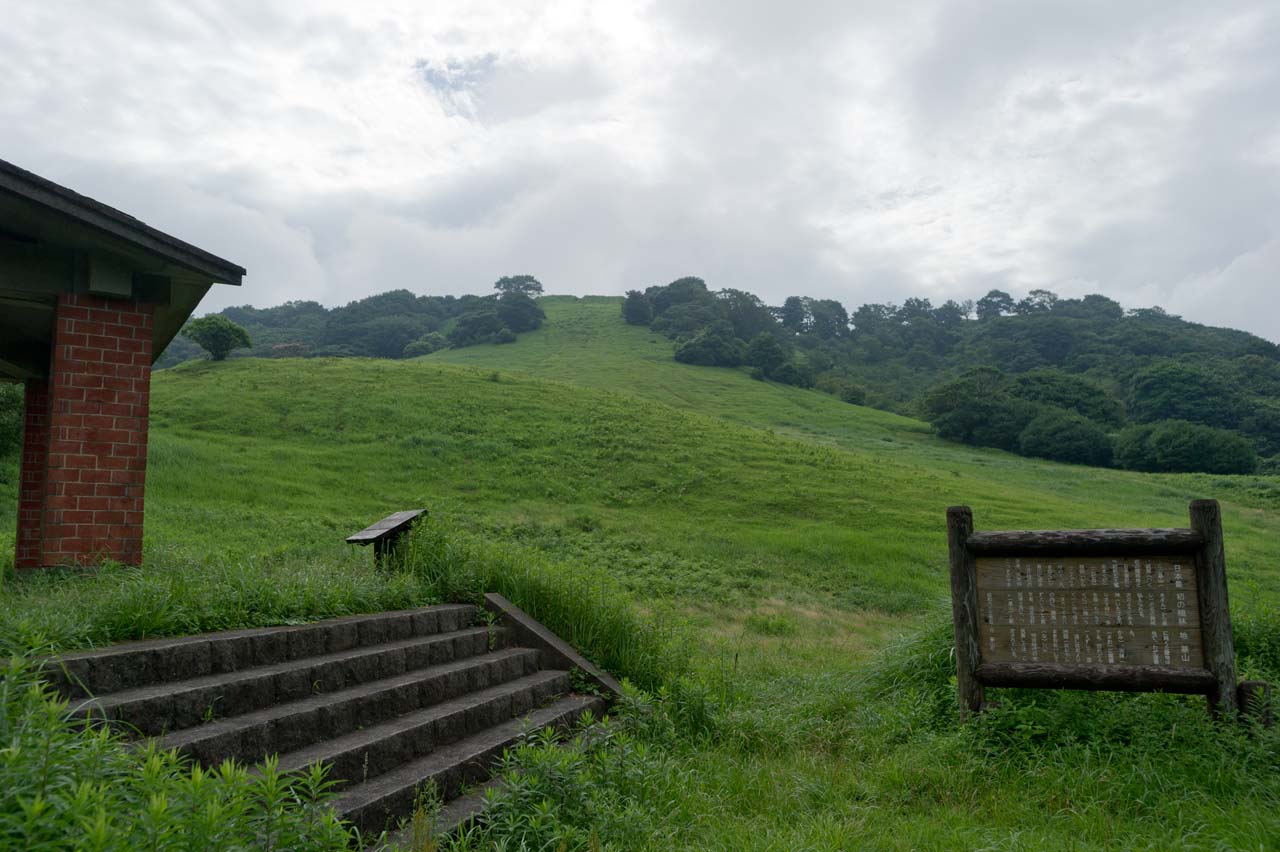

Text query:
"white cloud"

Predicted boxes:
[[0, 0, 1277, 338]]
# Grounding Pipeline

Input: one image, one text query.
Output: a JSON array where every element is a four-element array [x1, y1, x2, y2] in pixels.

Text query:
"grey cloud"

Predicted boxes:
[[2, 1, 1279, 341]]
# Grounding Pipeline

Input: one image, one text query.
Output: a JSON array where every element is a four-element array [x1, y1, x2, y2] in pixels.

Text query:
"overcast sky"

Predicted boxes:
[[3, 1, 1278, 338]]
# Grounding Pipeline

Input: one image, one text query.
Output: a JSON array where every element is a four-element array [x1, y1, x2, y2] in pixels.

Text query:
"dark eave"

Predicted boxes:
[[0, 158, 245, 285]]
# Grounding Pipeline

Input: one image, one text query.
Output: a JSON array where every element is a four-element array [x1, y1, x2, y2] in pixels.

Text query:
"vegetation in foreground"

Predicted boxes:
[[0, 306, 1278, 848]]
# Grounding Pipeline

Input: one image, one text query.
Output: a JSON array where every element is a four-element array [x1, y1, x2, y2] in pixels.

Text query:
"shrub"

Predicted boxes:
[[402, 332, 447, 358], [1115, 420, 1257, 474], [673, 328, 745, 367], [769, 360, 815, 388], [816, 376, 867, 405], [1018, 408, 1113, 466]]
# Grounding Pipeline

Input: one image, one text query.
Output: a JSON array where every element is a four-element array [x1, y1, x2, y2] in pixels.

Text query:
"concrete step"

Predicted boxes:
[[79, 626, 503, 736], [374, 779, 502, 851], [273, 670, 573, 791], [339, 692, 606, 838], [45, 604, 479, 699], [156, 648, 541, 767]]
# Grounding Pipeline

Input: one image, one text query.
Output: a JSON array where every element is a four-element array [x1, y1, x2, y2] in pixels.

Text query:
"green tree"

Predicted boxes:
[[1018, 409, 1113, 466], [674, 326, 745, 367], [1010, 369, 1124, 426], [496, 292, 545, 333], [780, 296, 808, 332], [1126, 363, 1244, 428], [646, 277, 712, 316], [1016, 289, 1059, 314], [183, 315, 252, 361], [621, 290, 653, 325], [808, 299, 849, 340], [493, 275, 543, 297], [975, 289, 1016, 321], [923, 368, 1041, 452], [745, 333, 788, 376], [448, 309, 505, 347], [716, 289, 778, 340], [1115, 420, 1256, 474]]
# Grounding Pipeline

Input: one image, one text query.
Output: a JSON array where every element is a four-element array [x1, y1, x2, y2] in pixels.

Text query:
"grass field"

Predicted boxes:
[[1, 295, 1278, 849]]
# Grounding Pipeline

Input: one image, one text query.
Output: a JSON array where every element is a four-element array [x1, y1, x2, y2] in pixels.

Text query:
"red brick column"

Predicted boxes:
[[14, 379, 51, 569], [38, 293, 154, 567]]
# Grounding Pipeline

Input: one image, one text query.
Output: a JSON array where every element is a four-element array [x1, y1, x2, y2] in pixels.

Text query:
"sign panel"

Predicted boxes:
[[946, 500, 1241, 720], [975, 556, 1204, 668]]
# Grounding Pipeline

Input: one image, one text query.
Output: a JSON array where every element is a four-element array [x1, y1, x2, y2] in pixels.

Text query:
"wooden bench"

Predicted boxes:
[[346, 509, 426, 564]]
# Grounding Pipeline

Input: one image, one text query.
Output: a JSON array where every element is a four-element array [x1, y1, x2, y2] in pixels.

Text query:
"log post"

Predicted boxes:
[[948, 506, 984, 717], [1189, 500, 1238, 717]]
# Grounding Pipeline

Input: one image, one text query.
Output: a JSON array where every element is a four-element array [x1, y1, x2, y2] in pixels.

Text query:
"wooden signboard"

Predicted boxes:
[[947, 500, 1241, 718]]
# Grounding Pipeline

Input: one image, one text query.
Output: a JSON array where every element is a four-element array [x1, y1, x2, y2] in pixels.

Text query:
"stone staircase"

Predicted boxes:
[[43, 603, 610, 842]]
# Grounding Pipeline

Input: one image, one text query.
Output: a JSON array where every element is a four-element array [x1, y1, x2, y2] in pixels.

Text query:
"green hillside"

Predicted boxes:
[[2, 300, 1279, 849]]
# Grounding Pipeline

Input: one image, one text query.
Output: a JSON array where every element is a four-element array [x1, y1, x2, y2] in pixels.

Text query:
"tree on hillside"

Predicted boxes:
[[1018, 409, 1113, 467], [769, 359, 816, 388], [716, 289, 778, 341], [674, 324, 745, 367], [496, 291, 545, 333], [808, 299, 849, 340], [1010, 369, 1124, 426], [1054, 294, 1124, 321], [448, 309, 507, 347], [403, 332, 447, 358], [780, 296, 808, 333], [646, 276, 714, 316], [1016, 289, 1059, 314], [622, 290, 653, 325], [493, 275, 543, 297], [923, 368, 1041, 452], [1126, 363, 1244, 429], [1115, 420, 1257, 474], [975, 290, 1016, 321], [183, 316, 252, 361], [745, 332, 788, 376]]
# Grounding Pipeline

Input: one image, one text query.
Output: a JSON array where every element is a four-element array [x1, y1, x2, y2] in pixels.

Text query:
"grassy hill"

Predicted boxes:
[[1, 296, 1278, 849]]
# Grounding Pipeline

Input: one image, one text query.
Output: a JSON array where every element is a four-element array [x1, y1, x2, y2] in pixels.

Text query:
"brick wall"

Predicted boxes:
[[27, 292, 155, 567], [14, 379, 50, 569]]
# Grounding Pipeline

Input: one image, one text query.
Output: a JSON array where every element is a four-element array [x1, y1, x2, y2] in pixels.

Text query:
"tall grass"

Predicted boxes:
[[0, 549, 441, 657], [0, 656, 355, 851], [399, 514, 693, 693]]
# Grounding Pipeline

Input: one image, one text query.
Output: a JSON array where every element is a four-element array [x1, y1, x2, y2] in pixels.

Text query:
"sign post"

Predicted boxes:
[[947, 500, 1244, 719]]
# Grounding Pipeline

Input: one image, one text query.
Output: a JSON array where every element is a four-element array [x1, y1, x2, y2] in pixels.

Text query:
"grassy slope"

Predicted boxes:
[[0, 295, 1277, 849], [431, 295, 1280, 606]]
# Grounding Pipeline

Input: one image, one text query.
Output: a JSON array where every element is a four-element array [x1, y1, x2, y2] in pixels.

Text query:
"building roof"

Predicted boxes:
[[0, 159, 245, 381]]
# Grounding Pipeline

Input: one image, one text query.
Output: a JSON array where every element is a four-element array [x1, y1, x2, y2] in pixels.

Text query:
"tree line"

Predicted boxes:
[[160, 276, 547, 366], [622, 278, 1280, 474], [112, 270, 1280, 476]]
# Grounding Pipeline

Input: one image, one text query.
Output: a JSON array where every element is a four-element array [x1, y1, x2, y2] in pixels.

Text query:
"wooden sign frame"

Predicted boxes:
[[947, 500, 1238, 718]]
